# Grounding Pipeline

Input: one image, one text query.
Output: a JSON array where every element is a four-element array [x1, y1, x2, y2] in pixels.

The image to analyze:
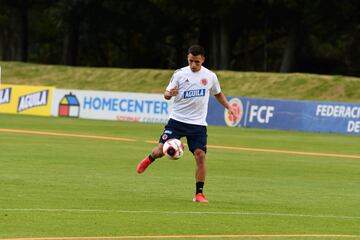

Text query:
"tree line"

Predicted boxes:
[[1, 0, 360, 76]]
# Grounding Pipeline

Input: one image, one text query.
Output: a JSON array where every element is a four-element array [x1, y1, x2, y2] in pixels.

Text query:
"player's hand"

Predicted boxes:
[[227, 105, 238, 122], [168, 87, 179, 97], [164, 87, 179, 100]]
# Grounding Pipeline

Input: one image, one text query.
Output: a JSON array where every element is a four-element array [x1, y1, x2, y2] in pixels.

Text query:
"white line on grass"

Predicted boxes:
[[1, 208, 360, 220]]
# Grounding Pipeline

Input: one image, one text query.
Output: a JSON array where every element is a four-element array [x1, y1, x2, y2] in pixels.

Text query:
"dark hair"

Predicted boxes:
[[188, 45, 205, 56]]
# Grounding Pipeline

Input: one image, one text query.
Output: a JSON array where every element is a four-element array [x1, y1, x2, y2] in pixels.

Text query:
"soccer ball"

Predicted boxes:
[[163, 138, 184, 160]]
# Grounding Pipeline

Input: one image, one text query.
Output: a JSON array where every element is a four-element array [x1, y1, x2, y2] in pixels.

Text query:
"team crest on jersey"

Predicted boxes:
[[162, 134, 168, 141], [201, 78, 207, 86]]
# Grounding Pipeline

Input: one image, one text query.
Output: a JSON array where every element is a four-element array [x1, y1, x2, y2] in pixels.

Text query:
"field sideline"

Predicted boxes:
[[0, 114, 360, 239]]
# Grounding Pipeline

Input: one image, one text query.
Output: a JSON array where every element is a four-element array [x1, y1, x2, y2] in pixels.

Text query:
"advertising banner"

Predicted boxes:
[[207, 97, 360, 135], [0, 84, 53, 116], [3, 83, 358, 135], [51, 89, 173, 123]]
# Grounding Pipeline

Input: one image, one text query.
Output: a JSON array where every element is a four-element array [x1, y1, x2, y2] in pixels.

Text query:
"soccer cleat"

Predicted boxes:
[[137, 156, 152, 174], [193, 193, 208, 203]]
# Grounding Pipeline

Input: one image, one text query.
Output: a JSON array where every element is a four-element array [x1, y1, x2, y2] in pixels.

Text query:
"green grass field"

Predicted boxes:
[[0, 113, 359, 240]]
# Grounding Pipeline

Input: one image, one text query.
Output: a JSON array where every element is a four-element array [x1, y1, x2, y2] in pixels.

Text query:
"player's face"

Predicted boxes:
[[188, 53, 205, 72]]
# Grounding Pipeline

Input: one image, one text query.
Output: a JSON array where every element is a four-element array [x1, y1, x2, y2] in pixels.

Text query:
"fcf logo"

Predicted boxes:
[[224, 98, 243, 127]]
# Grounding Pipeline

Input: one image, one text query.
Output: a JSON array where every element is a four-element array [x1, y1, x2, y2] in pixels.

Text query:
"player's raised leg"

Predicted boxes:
[[137, 143, 164, 173]]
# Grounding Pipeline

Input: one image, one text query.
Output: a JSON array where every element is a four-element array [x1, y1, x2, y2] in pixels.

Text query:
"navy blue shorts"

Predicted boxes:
[[159, 118, 207, 154]]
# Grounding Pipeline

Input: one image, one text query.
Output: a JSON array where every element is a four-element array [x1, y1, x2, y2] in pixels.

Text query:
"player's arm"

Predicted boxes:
[[164, 87, 179, 100], [214, 92, 237, 121], [164, 70, 181, 100], [214, 92, 230, 109]]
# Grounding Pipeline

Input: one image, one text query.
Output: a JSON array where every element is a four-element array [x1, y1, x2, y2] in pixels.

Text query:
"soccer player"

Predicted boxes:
[[136, 45, 237, 203]]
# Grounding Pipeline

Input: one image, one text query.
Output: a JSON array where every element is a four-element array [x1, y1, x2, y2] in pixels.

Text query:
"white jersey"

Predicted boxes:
[[166, 66, 221, 126]]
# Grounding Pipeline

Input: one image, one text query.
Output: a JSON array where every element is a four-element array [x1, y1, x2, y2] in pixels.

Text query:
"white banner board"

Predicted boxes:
[[51, 89, 172, 123]]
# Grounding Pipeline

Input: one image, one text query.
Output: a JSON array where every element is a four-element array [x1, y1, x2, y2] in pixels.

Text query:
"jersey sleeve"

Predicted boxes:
[[210, 73, 221, 95], [166, 70, 180, 91]]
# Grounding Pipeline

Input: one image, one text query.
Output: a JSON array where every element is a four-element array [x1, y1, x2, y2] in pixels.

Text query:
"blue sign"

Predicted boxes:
[[207, 97, 360, 135]]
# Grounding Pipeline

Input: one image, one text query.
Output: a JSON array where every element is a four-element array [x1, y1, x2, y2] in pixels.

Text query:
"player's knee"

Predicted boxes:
[[194, 149, 206, 162], [194, 148, 205, 156]]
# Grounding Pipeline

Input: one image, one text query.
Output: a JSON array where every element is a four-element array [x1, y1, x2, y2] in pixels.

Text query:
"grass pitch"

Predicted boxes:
[[0, 114, 360, 239]]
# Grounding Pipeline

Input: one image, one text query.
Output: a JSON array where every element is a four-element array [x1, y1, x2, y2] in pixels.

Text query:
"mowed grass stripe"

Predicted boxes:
[[1, 128, 359, 159], [0, 234, 357, 240], [2, 208, 360, 220]]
